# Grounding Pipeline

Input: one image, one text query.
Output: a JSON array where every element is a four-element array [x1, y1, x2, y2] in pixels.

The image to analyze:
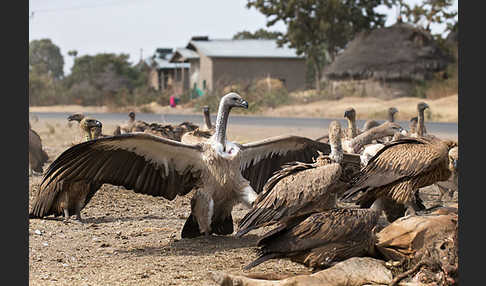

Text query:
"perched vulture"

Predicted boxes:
[[387, 107, 398, 122], [315, 107, 359, 143], [362, 119, 380, 131], [343, 121, 404, 155], [244, 198, 385, 270], [408, 117, 418, 135], [33, 92, 345, 238], [113, 111, 149, 135], [410, 102, 429, 137], [67, 113, 105, 143], [344, 107, 359, 139], [180, 106, 215, 145], [30, 119, 104, 221], [236, 121, 361, 237], [29, 123, 49, 174], [433, 146, 458, 201], [341, 136, 458, 217]]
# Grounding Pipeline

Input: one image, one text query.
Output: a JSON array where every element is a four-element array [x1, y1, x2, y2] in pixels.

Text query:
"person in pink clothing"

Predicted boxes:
[[169, 95, 176, 108]]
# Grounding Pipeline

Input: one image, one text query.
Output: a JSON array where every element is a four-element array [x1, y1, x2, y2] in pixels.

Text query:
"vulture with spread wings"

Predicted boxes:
[[30, 92, 348, 239]]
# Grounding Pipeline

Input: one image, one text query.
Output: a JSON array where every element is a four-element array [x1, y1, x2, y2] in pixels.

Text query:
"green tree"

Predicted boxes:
[[29, 38, 65, 79], [397, 0, 457, 36], [64, 53, 146, 105], [233, 28, 282, 40], [246, 0, 394, 91]]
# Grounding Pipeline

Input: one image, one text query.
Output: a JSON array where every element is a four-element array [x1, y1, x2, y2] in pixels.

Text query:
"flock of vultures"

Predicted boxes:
[[29, 92, 459, 286]]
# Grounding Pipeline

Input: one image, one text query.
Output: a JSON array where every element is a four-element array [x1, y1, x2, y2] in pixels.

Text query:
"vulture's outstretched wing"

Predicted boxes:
[[238, 135, 360, 194], [342, 137, 450, 202], [236, 161, 343, 237], [245, 208, 379, 269], [40, 133, 206, 200]]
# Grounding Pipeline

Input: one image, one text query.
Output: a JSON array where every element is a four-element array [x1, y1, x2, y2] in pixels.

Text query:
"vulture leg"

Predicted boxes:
[[181, 189, 213, 238], [63, 208, 70, 221]]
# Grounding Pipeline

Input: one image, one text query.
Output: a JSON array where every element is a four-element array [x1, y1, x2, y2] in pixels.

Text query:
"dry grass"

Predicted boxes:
[[29, 94, 458, 123], [256, 94, 458, 122]]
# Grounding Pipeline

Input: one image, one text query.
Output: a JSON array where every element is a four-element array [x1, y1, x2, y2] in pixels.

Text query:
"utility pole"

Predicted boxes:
[[29, 12, 34, 37]]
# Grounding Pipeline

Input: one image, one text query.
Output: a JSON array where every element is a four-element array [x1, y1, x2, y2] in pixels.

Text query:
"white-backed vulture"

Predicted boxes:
[[341, 136, 458, 217], [29, 123, 49, 174], [236, 121, 360, 237], [362, 119, 380, 131], [244, 197, 385, 270], [408, 116, 418, 135], [33, 92, 349, 238], [387, 107, 398, 122], [344, 107, 359, 139], [344, 121, 404, 155], [113, 111, 149, 135], [67, 113, 104, 143], [410, 102, 429, 137], [433, 146, 458, 201], [30, 119, 104, 221], [180, 106, 215, 144]]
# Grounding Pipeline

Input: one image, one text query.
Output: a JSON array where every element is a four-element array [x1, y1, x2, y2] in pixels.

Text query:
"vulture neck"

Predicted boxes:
[[388, 112, 395, 122], [329, 135, 343, 163], [417, 109, 426, 137], [346, 117, 358, 138], [204, 110, 213, 130], [349, 126, 390, 153], [214, 102, 231, 152]]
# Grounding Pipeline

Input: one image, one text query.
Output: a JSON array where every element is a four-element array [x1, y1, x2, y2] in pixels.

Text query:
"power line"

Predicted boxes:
[[30, 0, 147, 14]]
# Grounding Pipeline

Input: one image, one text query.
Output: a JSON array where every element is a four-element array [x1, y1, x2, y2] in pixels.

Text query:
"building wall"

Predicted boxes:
[[210, 57, 307, 92], [328, 79, 417, 99], [148, 68, 160, 90]]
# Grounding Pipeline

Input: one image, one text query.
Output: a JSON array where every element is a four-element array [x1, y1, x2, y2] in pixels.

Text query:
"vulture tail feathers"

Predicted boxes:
[[244, 253, 281, 270]]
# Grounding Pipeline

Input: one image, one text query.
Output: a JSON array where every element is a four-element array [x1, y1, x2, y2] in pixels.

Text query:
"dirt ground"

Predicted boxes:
[[28, 118, 458, 286]]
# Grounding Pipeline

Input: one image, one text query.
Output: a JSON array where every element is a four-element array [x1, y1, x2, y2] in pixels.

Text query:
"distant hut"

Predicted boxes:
[[324, 23, 452, 99]]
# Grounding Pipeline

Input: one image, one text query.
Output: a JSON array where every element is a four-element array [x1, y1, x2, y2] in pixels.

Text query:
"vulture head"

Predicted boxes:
[[328, 120, 343, 163], [344, 108, 356, 121], [409, 117, 418, 133], [388, 107, 398, 122], [221, 92, 248, 110], [67, 113, 85, 122], [128, 111, 136, 120], [379, 121, 404, 136], [417, 102, 429, 112], [80, 118, 102, 133]]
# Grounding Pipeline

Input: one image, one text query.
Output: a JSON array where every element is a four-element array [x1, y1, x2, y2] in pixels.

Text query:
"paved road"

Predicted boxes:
[[30, 111, 458, 138]]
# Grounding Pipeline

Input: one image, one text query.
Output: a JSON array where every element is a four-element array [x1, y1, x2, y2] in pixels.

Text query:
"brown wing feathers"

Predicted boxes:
[[40, 134, 202, 201]]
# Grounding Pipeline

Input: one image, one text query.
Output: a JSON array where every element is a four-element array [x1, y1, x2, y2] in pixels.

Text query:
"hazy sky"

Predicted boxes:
[[29, 0, 458, 75]]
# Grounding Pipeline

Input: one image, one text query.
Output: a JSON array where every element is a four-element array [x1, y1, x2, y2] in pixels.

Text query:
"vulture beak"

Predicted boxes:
[[344, 110, 349, 118], [239, 99, 249, 109], [453, 159, 458, 171], [67, 115, 77, 121]]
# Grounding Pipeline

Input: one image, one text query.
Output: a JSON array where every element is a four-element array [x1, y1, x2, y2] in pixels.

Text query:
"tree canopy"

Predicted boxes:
[[29, 39, 65, 79], [233, 28, 282, 40], [246, 0, 394, 91]]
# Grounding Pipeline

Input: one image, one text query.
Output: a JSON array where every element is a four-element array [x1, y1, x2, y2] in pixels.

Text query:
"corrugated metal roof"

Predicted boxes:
[[188, 39, 303, 58], [174, 48, 200, 60], [145, 53, 190, 69]]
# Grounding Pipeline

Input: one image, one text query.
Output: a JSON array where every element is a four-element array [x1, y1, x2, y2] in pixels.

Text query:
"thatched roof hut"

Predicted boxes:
[[324, 23, 452, 82]]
